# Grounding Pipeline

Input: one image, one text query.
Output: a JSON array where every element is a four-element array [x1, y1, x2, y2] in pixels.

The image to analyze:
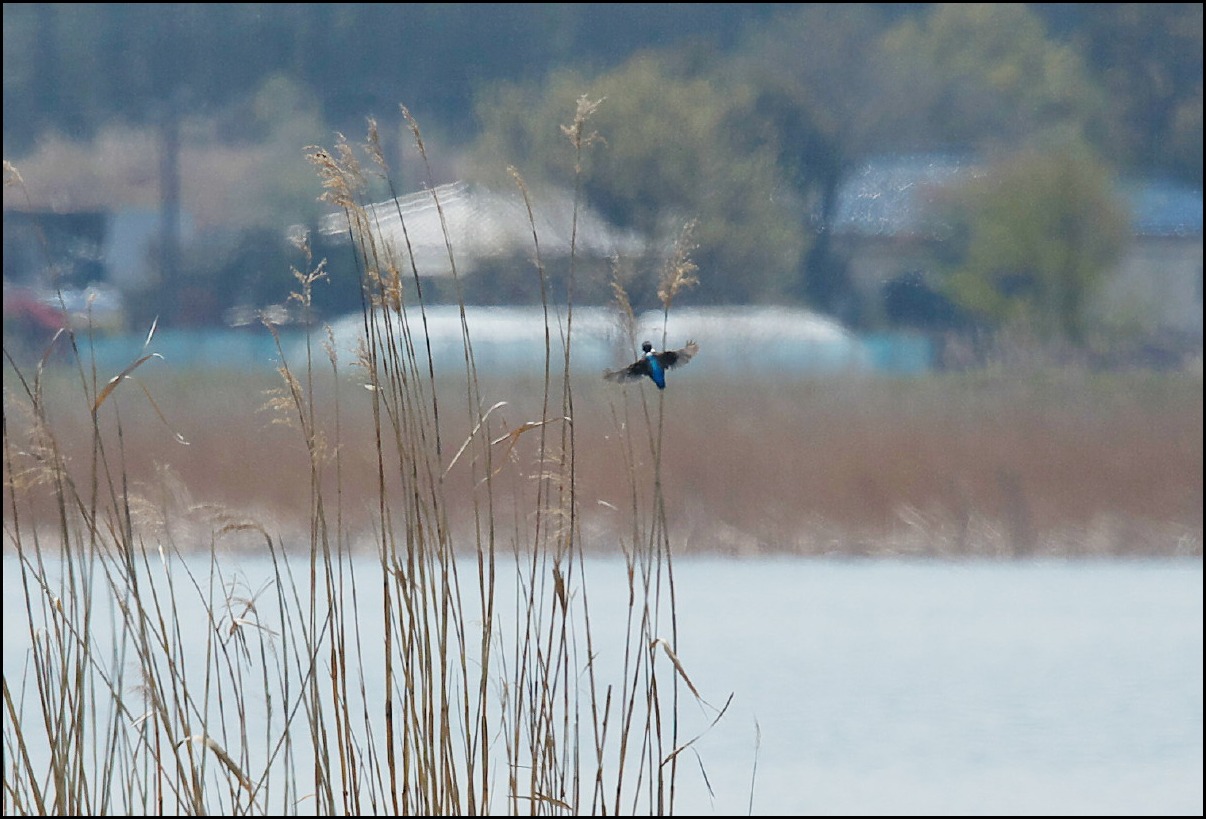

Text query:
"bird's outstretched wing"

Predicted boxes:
[[656, 340, 699, 370], [603, 358, 652, 383], [602, 341, 699, 384]]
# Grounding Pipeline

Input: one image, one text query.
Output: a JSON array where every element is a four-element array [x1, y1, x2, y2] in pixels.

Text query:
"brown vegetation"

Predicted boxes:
[[9, 366, 1200, 559], [3, 103, 720, 816]]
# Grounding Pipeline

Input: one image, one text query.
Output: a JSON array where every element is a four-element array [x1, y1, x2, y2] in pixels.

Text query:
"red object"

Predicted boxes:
[[3, 288, 68, 332]]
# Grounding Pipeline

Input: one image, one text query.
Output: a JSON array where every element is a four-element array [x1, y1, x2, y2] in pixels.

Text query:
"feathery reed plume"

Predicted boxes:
[[561, 95, 607, 170], [658, 219, 700, 315]]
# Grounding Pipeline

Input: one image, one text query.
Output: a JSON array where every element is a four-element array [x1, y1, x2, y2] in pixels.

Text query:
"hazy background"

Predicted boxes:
[[2, 9, 1202, 814], [3, 4, 1201, 350], [2, 4, 1202, 553]]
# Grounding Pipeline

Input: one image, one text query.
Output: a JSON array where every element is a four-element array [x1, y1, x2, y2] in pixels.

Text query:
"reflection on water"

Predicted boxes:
[[4, 555, 1201, 815]]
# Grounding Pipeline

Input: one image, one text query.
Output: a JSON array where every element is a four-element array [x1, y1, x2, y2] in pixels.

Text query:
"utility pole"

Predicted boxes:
[[158, 96, 182, 323]]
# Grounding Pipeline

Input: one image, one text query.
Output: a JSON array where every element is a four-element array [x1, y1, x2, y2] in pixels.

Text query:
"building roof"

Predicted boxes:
[[830, 155, 983, 238], [316, 181, 646, 276], [1118, 180, 1204, 237], [832, 154, 1203, 240]]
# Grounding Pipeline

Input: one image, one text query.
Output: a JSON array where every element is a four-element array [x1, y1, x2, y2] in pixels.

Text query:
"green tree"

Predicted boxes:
[[935, 145, 1130, 343], [871, 3, 1108, 153], [1069, 3, 1204, 185], [730, 4, 896, 312], [468, 52, 807, 304]]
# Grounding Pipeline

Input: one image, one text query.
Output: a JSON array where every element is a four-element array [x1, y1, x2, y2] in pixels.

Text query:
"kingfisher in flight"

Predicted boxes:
[[604, 340, 700, 390]]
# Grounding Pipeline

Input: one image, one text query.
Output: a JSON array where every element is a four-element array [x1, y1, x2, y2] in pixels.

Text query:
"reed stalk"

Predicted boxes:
[[3, 98, 721, 816]]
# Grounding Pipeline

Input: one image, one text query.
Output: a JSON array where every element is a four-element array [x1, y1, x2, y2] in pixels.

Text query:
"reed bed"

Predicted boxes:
[[3, 102, 730, 815], [9, 367, 1202, 559]]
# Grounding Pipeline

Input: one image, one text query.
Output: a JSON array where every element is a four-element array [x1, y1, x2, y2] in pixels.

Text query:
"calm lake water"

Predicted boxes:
[[4, 555, 1201, 816]]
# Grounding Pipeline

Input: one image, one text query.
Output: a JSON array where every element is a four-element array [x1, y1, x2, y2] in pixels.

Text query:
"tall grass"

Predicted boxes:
[[3, 101, 727, 815]]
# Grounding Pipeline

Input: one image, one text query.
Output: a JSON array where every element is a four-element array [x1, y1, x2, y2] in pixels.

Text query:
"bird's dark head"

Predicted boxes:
[[641, 341, 653, 353]]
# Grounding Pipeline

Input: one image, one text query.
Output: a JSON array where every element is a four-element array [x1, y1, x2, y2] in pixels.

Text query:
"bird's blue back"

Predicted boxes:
[[645, 351, 666, 389]]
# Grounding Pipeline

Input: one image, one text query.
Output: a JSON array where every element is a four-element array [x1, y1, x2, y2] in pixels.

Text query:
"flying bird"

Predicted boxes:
[[603, 340, 699, 390]]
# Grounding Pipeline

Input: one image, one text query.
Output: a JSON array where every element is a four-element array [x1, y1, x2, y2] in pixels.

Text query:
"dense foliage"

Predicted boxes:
[[934, 146, 1131, 342], [5, 4, 1198, 181], [2, 3, 1201, 337]]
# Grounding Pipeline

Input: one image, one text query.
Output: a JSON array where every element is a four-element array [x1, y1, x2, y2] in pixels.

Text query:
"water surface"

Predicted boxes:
[[4, 555, 1201, 815]]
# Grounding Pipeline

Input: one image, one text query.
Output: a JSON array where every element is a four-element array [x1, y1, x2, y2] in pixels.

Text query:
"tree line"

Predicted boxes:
[[2, 3, 1201, 343], [5, 4, 1197, 181]]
